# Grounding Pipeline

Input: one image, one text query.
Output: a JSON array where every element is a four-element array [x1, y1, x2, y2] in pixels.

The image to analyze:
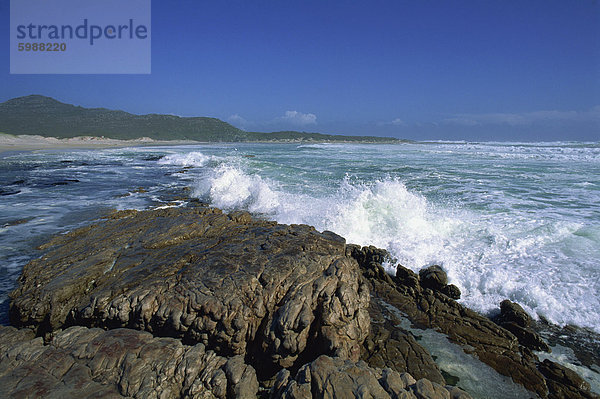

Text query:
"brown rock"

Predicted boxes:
[[538, 359, 599, 399], [9, 207, 370, 379], [497, 300, 532, 327], [348, 246, 550, 398], [411, 378, 450, 399], [419, 265, 448, 291], [493, 300, 550, 352], [0, 325, 258, 398], [272, 355, 468, 399], [361, 293, 446, 385]]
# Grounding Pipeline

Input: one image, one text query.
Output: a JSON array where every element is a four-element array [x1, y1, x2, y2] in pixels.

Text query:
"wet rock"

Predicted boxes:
[[50, 179, 80, 186], [445, 386, 472, 399], [348, 246, 549, 398], [440, 284, 461, 300], [419, 265, 447, 291], [361, 290, 445, 385], [501, 321, 550, 352], [393, 264, 420, 291], [1, 217, 33, 228], [538, 359, 599, 399], [0, 188, 20, 196], [411, 378, 450, 399], [272, 355, 470, 399], [348, 245, 444, 384], [493, 300, 550, 352], [417, 266, 461, 300], [496, 300, 532, 327], [144, 155, 164, 161], [536, 320, 600, 370], [9, 207, 370, 378], [0, 325, 258, 398]]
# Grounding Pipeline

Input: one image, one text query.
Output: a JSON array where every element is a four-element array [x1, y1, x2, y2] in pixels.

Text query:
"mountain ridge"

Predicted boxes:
[[0, 95, 402, 143]]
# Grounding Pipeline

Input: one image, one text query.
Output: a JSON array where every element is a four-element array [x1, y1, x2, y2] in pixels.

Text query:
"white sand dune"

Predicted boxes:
[[0, 133, 198, 153]]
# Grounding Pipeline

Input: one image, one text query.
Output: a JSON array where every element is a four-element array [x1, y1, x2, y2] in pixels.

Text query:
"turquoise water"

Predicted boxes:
[[1, 142, 599, 335]]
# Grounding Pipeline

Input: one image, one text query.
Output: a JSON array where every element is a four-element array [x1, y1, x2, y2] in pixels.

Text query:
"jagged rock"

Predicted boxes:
[[445, 386, 473, 399], [393, 264, 420, 290], [497, 300, 533, 327], [538, 359, 599, 399], [501, 321, 550, 352], [9, 207, 370, 378], [0, 325, 258, 398], [361, 291, 446, 385], [440, 284, 461, 300], [348, 245, 550, 398], [349, 245, 445, 384], [411, 378, 450, 399], [271, 355, 471, 399], [493, 300, 550, 352], [537, 320, 600, 370], [419, 265, 448, 291], [417, 266, 461, 300]]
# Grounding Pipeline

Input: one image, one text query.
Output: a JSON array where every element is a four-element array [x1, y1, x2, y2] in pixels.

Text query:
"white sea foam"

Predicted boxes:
[[192, 158, 600, 334], [194, 164, 280, 213], [158, 151, 211, 167]]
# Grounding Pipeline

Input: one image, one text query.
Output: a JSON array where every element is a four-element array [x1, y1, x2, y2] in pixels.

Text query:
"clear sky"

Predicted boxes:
[[1, 0, 599, 141]]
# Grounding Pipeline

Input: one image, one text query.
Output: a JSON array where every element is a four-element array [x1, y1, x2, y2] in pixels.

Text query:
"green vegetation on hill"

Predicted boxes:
[[0, 95, 401, 143], [245, 131, 400, 143]]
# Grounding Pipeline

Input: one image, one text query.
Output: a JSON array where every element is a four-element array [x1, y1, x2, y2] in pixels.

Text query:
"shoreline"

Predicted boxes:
[[0, 133, 406, 155], [0, 134, 202, 155], [1, 141, 599, 397], [1, 204, 599, 398]]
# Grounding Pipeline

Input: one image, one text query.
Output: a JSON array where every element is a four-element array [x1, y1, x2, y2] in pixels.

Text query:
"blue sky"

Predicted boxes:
[[1, 0, 599, 141]]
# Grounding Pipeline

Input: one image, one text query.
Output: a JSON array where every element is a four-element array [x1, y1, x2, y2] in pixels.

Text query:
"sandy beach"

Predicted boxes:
[[0, 133, 199, 154]]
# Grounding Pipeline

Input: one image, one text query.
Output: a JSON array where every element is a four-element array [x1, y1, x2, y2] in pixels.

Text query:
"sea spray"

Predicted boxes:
[[1, 142, 599, 337], [158, 151, 212, 167], [188, 146, 600, 335]]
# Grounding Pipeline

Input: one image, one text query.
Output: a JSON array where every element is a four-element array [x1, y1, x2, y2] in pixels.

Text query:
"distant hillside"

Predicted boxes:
[[0, 95, 245, 141], [245, 131, 400, 143], [0, 95, 401, 143]]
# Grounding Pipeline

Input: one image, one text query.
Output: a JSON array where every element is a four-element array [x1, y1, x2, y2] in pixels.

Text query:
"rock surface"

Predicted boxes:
[[4, 206, 597, 399], [347, 245, 550, 397], [9, 207, 370, 377], [0, 325, 258, 398], [361, 295, 446, 385], [272, 355, 471, 399], [492, 299, 550, 352], [418, 265, 448, 291], [538, 359, 599, 399]]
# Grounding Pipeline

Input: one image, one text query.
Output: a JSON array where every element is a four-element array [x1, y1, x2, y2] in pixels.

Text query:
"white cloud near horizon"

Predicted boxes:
[[377, 117, 407, 127], [227, 114, 254, 130], [443, 106, 600, 127], [280, 110, 317, 126], [391, 118, 407, 126]]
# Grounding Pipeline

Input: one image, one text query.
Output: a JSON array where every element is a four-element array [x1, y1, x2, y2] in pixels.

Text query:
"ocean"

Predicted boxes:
[[1, 141, 599, 391]]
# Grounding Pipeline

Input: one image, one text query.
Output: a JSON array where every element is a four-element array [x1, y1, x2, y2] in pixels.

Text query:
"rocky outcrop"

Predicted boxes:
[[538, 360, 599, 399], [418, 265, 461, 300], [272, 355, 471, 399], [492, 299, 550, 352], [9, 207, 370, 377], [4, 206, 597, 398], [361, 295, 446, 385], [347, 245, 550, 397], [0, 325, 258, 398]]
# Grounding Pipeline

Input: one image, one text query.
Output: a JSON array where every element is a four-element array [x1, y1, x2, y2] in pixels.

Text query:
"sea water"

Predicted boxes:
[[1, 141, 599, 392]]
